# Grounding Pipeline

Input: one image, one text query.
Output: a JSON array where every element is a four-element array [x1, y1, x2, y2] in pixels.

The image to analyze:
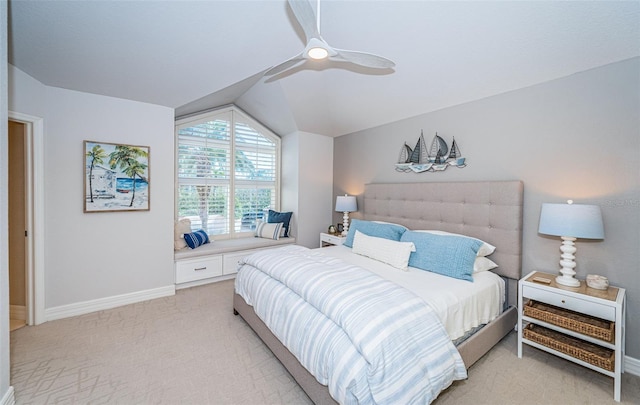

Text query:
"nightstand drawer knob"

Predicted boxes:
[[562, 299, 565, 304]]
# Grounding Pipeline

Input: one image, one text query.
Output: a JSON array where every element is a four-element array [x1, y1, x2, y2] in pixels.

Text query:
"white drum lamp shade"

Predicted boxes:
[[335, 195, 357, 236], [538, 201, 604, 287]]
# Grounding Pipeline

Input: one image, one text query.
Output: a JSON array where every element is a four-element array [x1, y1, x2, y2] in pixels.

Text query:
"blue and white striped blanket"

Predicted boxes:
[[235, 245, 467, 404]]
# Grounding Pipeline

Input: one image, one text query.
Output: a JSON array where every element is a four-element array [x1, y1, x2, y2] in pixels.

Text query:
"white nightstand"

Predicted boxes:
[[319, 232, 345, 248], [518, 270, 626, 402]]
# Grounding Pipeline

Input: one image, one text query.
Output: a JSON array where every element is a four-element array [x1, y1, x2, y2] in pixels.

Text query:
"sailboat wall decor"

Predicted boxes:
[[395, 131, 466, 173]]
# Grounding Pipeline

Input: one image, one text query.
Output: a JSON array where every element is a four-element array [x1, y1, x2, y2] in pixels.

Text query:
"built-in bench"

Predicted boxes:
[[174, 237, 296, 289]]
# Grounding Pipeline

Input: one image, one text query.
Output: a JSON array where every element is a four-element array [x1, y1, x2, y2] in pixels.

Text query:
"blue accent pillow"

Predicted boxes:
[[343, 219, 407, 248], [268, 210, 293, 237], [184, 229, 210, 249], [400, 231, 482, 281]]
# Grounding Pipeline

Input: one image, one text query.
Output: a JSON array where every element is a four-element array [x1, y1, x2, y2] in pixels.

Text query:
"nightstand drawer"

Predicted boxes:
[[175, 256, 223, 283], [523, 285, 615, 321], [320, 233, 345, 247]]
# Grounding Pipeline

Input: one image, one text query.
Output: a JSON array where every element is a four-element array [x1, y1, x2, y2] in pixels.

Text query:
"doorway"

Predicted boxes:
[[8, 121, 26, 331], [8, 112, 45, 326]]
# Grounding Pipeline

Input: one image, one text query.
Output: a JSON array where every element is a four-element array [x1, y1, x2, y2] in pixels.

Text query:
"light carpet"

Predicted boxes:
[[10, 279, 640, 404]]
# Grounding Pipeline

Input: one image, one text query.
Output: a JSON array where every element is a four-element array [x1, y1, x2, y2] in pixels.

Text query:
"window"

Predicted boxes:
[[176, 106, 280, 239]]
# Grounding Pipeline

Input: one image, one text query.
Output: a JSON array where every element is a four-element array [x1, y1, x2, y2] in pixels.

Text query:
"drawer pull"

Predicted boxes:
[[562, 300, 566, 304], [194, 266, 207, 271]]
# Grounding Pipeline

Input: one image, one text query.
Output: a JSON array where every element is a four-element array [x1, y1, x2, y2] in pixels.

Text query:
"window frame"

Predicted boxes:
[[175, 105, 281, 240]]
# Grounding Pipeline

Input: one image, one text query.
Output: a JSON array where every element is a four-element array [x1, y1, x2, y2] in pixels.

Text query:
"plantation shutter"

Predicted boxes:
[[233, 118, 278, 233], [176, 107, 280, 239], [177, 112, 232, 236]]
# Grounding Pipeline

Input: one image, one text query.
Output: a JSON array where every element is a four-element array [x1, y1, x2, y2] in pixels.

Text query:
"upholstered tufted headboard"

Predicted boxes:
[[363, 181, 524, 282]]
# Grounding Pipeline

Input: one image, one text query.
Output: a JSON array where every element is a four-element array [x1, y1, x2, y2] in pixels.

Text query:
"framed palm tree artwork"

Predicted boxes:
[[84, 140, 150, 212]]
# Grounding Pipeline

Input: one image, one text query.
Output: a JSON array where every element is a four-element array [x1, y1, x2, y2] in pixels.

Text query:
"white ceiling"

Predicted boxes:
[[8, 0, 640, 137]]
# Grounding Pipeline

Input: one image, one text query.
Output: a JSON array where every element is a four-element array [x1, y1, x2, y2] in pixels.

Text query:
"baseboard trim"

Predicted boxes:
[[45, 285, 176, 322], [0, 387, 15, 405], [625, 355, 640, 376], [10, 305, 26, 321]]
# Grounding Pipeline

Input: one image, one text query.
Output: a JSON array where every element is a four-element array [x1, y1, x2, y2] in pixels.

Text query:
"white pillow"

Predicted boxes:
[[255, 220, 283, 240], [474, 256, 498, 273], [174, 218, 192, 250], [415, 230, 496, 257], [352, 230, 416, 271], [372, 220, 409, 230]]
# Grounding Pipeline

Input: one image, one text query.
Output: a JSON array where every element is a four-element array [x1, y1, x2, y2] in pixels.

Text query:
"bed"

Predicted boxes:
[[233, 181, 523, 404]]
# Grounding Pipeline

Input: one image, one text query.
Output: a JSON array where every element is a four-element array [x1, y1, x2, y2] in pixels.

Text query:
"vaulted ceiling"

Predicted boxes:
[[8, 0, 640, 137]]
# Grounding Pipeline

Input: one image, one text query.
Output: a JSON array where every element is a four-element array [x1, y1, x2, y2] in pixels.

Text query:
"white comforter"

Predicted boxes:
[[321, 245, 505, 341], [235, 245, 467, 404]]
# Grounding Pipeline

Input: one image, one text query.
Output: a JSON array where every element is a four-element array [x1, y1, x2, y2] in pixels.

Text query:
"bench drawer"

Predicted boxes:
[[175, 255, 223, 283], [223, 248, 271, 275]]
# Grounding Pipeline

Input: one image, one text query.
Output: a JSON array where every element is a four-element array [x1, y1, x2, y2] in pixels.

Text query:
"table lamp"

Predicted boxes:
[[538, 200, 604, 287], [335, 195, 357, 236]]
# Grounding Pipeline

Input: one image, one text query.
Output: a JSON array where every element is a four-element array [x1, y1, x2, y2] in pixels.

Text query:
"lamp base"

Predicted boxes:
[[556, 275, 580, 287], [341, 211, 350, 236], [555, 236, 581, 287]]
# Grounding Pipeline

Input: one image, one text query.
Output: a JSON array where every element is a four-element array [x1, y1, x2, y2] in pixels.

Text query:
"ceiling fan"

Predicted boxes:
[[264, 0, 396, 76]]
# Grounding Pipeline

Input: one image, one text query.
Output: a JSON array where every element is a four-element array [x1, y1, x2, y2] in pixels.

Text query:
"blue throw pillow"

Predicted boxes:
[[184, 229, 210, 249], [400, 231, 482, 281], [343, 219, 407, 248], [268, 210, 293, 237]]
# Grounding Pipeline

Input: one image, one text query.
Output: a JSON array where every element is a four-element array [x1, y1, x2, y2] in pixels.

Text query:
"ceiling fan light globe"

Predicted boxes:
[[308, 47, 329, 60]]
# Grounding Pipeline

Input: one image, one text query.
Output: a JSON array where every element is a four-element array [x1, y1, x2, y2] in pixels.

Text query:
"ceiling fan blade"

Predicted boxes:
[[267, 1, 396, 79], [264, 53, 305, 76], [332, 48, 396, 69], [288, 0, 321, 41]]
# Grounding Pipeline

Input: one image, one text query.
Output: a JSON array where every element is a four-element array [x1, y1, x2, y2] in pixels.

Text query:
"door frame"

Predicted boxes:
[[8, 111, 44, 325]]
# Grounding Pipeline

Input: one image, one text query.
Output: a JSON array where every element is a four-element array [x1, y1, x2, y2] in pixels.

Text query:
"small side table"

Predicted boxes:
[[518, 270, 626, 401], [319, 232, 345, 248]]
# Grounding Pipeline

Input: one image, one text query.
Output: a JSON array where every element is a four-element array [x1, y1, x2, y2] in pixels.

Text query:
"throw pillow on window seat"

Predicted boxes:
[[268, 210, 293, 237], [184, 229, 210, 249], [255, 220, 284, 240], [174, 218, 192, 250]]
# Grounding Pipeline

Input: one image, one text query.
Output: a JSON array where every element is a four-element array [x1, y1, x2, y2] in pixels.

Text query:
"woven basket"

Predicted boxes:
[[523, 324, 614, 371], [524, 300, 614, 343]]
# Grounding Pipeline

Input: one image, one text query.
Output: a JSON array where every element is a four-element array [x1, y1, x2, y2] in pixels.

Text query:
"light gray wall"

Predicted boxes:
[[9, 66, 176, 309], [1, 2, 12, 402], [282, 133, 300, 239], [333, 57, 640, 358], [282, 131, 334, 248], [297, 132, 334, 248]]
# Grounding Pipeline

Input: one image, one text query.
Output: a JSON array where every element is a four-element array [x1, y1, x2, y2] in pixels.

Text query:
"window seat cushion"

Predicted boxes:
[[174, 236, 296, 260]]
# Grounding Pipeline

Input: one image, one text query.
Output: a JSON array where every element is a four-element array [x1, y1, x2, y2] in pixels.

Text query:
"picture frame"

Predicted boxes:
[[336, 223, 344, 233], [84, 140, 150, 212]]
